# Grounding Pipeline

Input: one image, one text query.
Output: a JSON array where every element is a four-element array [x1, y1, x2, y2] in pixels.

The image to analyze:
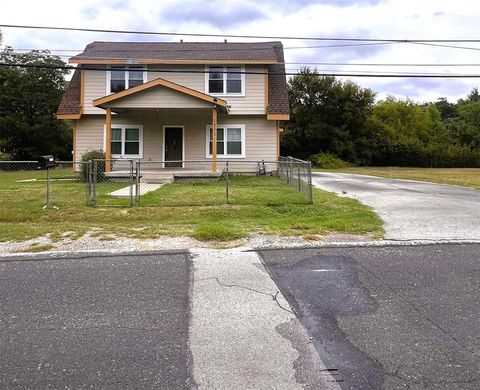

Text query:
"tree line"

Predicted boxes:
[[283, 68, 480, 167], [0, 30, 72, 161], [0, 39, 479, 167]]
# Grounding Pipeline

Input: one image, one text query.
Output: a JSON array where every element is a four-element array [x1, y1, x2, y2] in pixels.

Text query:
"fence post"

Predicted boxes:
[[135, 161, 140, 206], [44, 167, 51, 209], [297, 164, 301, 191], [86, 161, 92, 206], [287, 162, 291, 185], [307, 161, 313, 204], [225, 161, 230, 204], [129, 160, 134, 207], [92, 160, 97, 207]]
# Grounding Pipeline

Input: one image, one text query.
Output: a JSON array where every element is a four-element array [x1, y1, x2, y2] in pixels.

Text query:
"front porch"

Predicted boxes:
[[93, 77, 229, 173]]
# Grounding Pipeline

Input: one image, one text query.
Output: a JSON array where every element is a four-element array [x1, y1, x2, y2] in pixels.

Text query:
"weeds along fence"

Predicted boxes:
[[0, 157, 313, 209]]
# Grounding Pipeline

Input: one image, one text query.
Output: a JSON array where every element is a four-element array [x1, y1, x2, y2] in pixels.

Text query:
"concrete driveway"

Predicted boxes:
[[312, 172, 480, 241]]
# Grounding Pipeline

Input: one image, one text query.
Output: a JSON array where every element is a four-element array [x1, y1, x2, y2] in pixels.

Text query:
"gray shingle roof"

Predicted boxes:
[[70, 41, 280, 63], [56, 69, 81, 116]]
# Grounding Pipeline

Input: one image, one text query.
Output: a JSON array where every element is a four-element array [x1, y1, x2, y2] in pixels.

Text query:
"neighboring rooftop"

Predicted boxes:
[[69, 41, 281, 64]]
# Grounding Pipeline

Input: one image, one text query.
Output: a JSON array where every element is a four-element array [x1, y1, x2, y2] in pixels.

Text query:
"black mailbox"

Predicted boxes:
[[38, 155, 56, 169]]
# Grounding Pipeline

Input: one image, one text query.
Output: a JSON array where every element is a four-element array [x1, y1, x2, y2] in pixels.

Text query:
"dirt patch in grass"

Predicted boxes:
[[20, 243, 57, 253]]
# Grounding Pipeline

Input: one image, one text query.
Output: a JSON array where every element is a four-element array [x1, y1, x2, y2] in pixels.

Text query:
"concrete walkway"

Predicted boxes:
[[108, 183, 163, 197], [312, 172, 480, 241]]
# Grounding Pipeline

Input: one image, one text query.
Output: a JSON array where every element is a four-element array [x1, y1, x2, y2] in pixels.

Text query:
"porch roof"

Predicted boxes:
[[93, 77, 229, 111]]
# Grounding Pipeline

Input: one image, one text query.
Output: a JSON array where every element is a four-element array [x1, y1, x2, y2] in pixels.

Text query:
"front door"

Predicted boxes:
[[164, 127, 183, 167]]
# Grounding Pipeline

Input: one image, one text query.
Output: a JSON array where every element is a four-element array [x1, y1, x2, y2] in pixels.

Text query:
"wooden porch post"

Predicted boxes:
[[105, 108, 112, 172], [212, 106, 217, 172]]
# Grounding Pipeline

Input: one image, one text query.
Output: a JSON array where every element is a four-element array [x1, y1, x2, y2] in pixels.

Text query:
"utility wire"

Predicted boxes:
[[411, 42, 480, 52], [2, 23, 480, 43], [5, 51, 480, 67], [1, 62, 480, 78], [3, 53, 473, 74], [2, 42, 401, 53]]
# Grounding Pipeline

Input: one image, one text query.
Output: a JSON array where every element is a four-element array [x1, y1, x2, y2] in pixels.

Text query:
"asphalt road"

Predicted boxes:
[[312, 172, 480, 241], [259, 244, 480, 390], [0, 251, 193, 389]]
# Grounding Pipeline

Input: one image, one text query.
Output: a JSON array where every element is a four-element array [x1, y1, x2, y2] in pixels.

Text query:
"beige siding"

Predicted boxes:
[[83, 68, 107, 114], [74, 112, 276, 164], [82, 64, 266, 115], [108, 87, 212, 109], [147, 65, 205, 91], [227, 66, 266, 115]]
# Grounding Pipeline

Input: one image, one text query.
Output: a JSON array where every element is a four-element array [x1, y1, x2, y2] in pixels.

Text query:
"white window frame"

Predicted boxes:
[[103, 124, 144, 159], [204, 65, 246, 97], [205, 124, 245, 159], [106, 66, 148, 95]]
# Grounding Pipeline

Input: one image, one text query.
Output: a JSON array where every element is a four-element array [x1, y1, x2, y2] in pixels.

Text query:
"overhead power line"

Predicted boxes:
[[4, 50, 480, 68], [2, 23, 480, 43], [8, 49, 480, 67], [411, 42, 480, 51], [4, 42, 400, 53], [2, 62, 480, 78]]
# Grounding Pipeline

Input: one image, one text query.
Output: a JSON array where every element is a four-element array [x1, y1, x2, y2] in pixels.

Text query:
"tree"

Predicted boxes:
[[0, 48, 72, 160], [434, 97, 458, 121], [467, 87, 480, 102], [283, 68, 376, 164]]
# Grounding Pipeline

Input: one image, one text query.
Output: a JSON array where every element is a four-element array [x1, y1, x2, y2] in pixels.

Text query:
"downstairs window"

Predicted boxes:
[[206, 125, 245, 158]]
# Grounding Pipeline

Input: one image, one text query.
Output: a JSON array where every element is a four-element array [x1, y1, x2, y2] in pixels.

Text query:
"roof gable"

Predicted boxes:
[[93, 77, 228, 109]]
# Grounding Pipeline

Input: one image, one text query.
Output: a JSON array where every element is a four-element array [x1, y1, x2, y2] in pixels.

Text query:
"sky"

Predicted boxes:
[[1, 0, 479, 102]]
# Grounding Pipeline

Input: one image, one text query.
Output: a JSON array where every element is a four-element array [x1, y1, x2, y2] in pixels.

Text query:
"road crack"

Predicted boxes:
[[197, 276, 296, 315]]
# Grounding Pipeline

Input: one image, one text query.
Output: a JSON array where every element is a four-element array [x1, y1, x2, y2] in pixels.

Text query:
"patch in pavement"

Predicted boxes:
[[259, 250, 384, 389], [260, 245, 480, 389], [0, 251, 194, 389]]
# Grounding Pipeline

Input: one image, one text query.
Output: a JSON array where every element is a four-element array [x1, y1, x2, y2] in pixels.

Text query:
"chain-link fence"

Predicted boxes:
[[278, 156, 313, 203], [0, 157, 313, 210], [86, 158, 313, 206], [0, 160, 87, 210]]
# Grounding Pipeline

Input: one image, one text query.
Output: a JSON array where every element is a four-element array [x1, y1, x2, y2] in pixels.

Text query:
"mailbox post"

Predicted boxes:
[[37, 155, 56, 209]]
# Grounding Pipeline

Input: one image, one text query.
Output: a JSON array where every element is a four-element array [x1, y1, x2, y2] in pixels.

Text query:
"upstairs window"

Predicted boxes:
[[108, 66, 146, 94], [206, 66, 245, 96]]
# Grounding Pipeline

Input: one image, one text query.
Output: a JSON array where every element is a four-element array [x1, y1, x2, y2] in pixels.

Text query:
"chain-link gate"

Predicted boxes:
[[86, 159, 135, 207]]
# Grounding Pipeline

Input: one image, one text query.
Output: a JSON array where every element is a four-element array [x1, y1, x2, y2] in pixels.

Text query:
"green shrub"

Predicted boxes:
[[310, 152, 351, 169], [192, 223, 246, 242], [80, 149, 106, 182]]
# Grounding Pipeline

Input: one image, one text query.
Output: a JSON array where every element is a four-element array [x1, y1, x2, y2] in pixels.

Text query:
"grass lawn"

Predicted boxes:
[[316, 167, 480, 189], [0, 167, 383, 242]]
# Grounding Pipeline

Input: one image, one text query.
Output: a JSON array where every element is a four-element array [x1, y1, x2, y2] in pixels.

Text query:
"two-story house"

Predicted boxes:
[[56, 41, 289, 172]]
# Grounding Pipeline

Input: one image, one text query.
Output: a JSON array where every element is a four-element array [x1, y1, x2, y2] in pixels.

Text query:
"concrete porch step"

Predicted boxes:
[[142, 172, 174, 184]]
